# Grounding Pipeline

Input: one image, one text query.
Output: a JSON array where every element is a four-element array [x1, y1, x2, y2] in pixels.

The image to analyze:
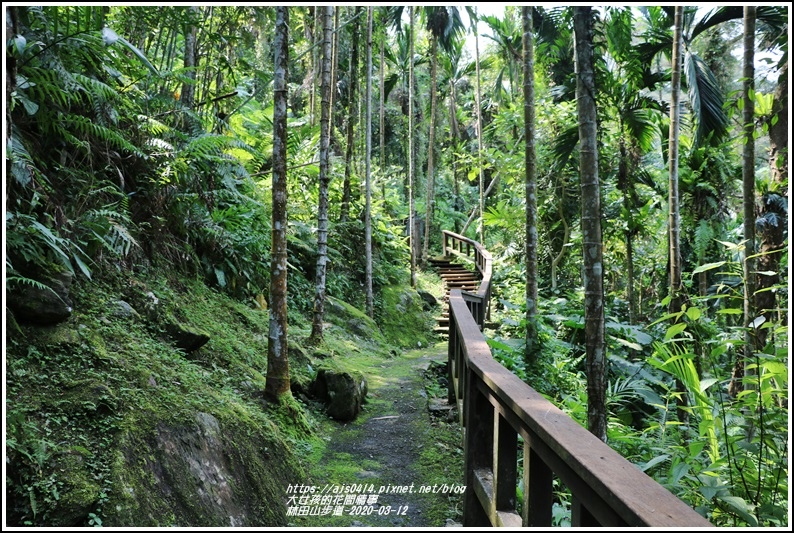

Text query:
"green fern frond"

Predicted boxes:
[[693, 219, 715, 261], [136, 114, 172, 136], [61, 113, 145, 158], [73, 73, 120, 103], [22, 67, 74, 110]]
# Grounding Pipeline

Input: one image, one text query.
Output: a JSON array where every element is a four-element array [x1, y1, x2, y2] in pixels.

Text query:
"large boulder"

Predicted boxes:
[[7, 269, 74, 325], [417, 290, 438, 311], [311, 369, 368, 422], [165, 321, 210, 352], [324, 296, 385, 343]]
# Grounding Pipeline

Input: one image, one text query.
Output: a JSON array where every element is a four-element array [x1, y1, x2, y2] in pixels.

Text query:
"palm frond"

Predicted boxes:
[[683, 51, 728, 148]]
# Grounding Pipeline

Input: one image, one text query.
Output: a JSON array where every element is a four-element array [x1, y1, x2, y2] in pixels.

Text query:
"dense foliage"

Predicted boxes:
[[5, 4, 788, 527]]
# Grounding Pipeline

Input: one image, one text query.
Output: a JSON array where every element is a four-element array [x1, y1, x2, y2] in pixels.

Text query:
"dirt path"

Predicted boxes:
[[292, 344, 464, 528]]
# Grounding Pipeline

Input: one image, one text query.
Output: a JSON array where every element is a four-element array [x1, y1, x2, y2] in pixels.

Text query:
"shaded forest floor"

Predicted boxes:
[[291, 343, 465, 527]]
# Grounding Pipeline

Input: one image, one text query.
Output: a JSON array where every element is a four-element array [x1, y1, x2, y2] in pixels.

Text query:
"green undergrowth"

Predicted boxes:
[[5, 260, 445, 527], [5, 265, 312, 527]]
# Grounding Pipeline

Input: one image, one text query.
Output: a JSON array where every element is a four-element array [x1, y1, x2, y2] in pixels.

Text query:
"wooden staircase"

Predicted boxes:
[[429, 256, 481, 336]]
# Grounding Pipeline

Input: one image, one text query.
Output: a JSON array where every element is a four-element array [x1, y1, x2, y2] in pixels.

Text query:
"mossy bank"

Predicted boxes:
[[5, 267, 315, 526], [5, 265, 441, 527]]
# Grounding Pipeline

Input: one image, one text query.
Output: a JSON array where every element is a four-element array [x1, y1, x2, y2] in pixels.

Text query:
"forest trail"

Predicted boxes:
[[292, 343, 465, 527]]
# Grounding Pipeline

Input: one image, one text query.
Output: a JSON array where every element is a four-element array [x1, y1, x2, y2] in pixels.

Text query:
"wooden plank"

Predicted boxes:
[[448, 291, 713, 528], [463, 376, 493, 526]]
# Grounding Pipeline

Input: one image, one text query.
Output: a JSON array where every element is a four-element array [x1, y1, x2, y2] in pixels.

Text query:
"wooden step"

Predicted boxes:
[[440, 273, 479, 280]]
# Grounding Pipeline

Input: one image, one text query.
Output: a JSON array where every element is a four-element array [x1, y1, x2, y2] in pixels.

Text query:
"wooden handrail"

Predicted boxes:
[[444, 233, 713, 528], [442, 230, 492, 327]]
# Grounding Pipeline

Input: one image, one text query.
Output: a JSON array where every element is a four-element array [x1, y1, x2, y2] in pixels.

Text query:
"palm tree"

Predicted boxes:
[[364, 7, 374, 317], [309, 6, 333, 343], [265, 5, 291, 400], [466, 7, 486, 245], [482, 10, 523, 103], [522, 6, 538, 365], [667, 6, 684, 317], [408, 6, 417, 287], [573, 6, 606, 442], [421, 6, 463, 266], [667, 5, 691, 427], [729, 6, 758, 398], [340, 6, 361, 223]]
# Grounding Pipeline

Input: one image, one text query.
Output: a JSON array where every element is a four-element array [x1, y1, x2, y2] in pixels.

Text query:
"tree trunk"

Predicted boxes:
[[408, 6, 416, 288], [422, 35, 438, 266], [618, 138, 637, 324], [474, 9, 485, 245], [340, 6, 361, 223], [6, 5, 17, 207], [522, 7, 539, 365], [668, 6, 689, 425], [265, 5, 291, 400], [365, 7, 374, 318], [573, 6, 606, 443], [309, 6, 334, 343], [179, 6, 199, 108], [730, 6, 758, 397], [668, 7, 684, 315], [379, 13, 386, 174]]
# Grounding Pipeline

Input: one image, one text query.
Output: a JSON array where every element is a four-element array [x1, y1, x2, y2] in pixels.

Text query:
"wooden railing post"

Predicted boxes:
[[494, 415, 517, 514], [447, 310, 457, 404], [463, 373, 492, 527], [523, 440, 553, 526]]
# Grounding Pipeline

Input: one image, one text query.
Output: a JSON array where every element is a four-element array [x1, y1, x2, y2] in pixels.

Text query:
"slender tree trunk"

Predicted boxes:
[[522, 7, 539, 365], [265, 5, 291, 400], [730, 6, 758, 397], [180, 6, 199, 108], [329, 7, 339, 137], [379, 15, 385, 172], [310, 6, 320, 128], [618, 139, 637, 324], [668, 6, 689, 425], [573, 6, 606, 443], [408, 6, 416, 288], [365, 7, 374, 318], [474, 9, 485, 245], [309, 6, 334, 343], [550, 197, 570, 292], [340, 6, 361, 222], [422, 35, 438, 266], [668, 6, 684, 315]]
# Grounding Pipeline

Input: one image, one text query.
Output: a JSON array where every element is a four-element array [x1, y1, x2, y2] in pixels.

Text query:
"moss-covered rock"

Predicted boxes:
[[311, 368, 368, 422], [324, 296, 386, 344], [48, 450, 102, 527], [107, 411, 302, 527], [376, 285, 436, 348]]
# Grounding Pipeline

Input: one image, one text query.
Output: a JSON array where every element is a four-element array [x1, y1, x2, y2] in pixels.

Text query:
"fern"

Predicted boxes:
[[693, 219, 715, 262], [60, 113, 145, 158]]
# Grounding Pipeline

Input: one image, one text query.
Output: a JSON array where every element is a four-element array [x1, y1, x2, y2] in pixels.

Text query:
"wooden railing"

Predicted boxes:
[[444, 232, 713, 528], [442, 230, 492, 327]]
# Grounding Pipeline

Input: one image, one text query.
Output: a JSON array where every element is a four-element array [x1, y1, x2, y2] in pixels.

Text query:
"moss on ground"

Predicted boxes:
[[6, 261, 448, 527], [291, 343, 465, 528], [5, 268, 309, 527]]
